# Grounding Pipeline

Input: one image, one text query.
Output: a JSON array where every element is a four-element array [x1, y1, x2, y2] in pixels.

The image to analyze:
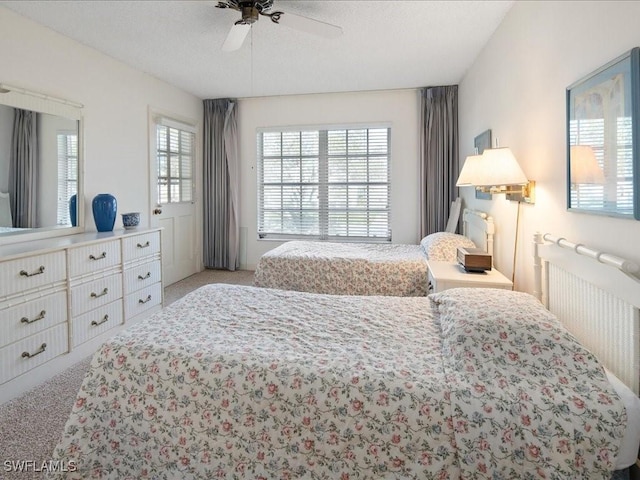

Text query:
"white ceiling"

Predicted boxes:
[[0, 0, 514, 100]]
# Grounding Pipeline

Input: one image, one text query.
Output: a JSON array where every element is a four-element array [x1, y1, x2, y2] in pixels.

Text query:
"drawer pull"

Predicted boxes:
[[138, 272, 151, 280], [90, 287, 109, 298], [22, 343, 47, 359], [91, 314, 109, 327], [137, 241, 151, 249], [89, 252, 107, 260], [20, 310, 46, 324], [138, 295, 152, 304], [19, 266, 45, 277]]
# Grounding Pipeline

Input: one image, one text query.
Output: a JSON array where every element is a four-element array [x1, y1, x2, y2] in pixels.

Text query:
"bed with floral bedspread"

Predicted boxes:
[[49, 285, 626, 479], [253, 233, 475, 296]]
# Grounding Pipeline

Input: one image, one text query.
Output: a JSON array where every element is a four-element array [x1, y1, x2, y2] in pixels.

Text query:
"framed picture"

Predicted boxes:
[[474, 129, 492, 200], [566, 47, 640, 219]]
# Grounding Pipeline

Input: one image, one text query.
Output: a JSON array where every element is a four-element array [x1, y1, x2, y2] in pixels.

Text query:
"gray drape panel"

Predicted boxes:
[[203, 98, 239, 270], [419, 85, 459, 237], [9, 109, 38, 228]]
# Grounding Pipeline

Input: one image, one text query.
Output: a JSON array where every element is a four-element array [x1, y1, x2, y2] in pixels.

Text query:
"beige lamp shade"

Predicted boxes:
[[478, 147, 528, 186], [456, 154, 484, 186], [570, 145, 605, 184], [457, 147, 528, 187]]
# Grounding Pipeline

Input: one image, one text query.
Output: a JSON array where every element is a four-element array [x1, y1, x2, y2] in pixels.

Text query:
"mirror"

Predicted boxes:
[[566, 47, 640, 219], [0, 85, 83, 244]]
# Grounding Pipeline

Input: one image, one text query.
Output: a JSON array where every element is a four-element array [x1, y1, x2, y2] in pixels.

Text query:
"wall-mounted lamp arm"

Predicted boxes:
[[456, 147, 535, 204]]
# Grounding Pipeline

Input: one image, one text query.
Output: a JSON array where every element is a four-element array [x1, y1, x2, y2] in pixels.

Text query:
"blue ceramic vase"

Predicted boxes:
[[69, 194, 77, 227], [92, 193, 117, 232]]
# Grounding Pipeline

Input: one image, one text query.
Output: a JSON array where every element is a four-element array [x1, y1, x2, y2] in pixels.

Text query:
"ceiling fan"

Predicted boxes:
[[216, 0, 342, 52]]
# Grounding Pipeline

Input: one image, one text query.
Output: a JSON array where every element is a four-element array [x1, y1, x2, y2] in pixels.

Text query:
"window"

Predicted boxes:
[[258, 126, 391, 241], [56, 132, 78, 225], [156, 120, 195, 204]]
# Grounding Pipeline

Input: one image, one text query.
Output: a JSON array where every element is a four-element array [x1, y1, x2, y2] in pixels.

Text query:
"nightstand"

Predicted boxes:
[[427, 260, 513, 293]]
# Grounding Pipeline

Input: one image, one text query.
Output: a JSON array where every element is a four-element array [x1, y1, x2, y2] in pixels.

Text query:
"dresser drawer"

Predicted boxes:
[[70, 273, 123, 317], [125, 282, 162, 320], [68, 240, 121, 278], [122, 231, 160, 262], [0, 291, 68, 348], [123, 260, 161, 294], [0, 324, 68, 384], [0, 251, 66, 298], [72, 299, 123, 347]]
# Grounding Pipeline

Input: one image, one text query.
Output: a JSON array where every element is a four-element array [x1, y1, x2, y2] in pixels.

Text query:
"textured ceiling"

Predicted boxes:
[[0, 0, 514, 99]]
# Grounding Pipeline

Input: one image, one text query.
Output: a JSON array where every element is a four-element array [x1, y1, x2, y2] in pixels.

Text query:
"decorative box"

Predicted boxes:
[[456, 247, 492, 272]]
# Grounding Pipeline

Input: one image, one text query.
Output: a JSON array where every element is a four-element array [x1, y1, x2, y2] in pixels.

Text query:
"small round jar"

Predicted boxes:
[[121, 212, 140, 230]]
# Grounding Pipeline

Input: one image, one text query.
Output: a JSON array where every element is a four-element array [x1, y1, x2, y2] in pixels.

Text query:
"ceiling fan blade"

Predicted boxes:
[[276, 12, 342, 39], [222, 23, 251, 52]]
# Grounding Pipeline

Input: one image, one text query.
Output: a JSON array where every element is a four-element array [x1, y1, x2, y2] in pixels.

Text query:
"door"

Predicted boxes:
[[149, 110, 199, 286]]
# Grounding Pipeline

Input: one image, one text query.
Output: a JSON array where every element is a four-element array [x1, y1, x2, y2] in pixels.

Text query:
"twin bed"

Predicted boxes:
[[47, 229, 640, 479], [253, 208, 493, 296]]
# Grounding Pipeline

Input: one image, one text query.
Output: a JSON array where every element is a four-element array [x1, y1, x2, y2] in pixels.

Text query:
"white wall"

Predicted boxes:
[[459, 1, 640, 294], [238, 89, 421, 269], [0, 7, 202, 241]]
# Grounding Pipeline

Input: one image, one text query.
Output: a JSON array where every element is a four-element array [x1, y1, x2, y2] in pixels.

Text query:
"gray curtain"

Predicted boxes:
[[419, 85, 459, 237], [9, 109, 38, 228], [203, 98, 239, 270]]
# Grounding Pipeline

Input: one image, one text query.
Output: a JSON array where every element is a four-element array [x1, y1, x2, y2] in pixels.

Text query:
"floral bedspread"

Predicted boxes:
[[431, 288, 626, 479], [253, 241, 429, 296], [49, 285, 625, 480]]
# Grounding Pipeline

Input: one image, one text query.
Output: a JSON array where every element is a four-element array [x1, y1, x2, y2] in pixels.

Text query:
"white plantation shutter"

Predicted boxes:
[[258, 126, 391, 241], [56, 133, 78, 225], [156, 119, 195, 205]]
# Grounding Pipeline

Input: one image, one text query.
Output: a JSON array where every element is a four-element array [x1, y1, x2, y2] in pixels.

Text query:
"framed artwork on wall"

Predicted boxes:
[[474, 129, 492, 200], [566, 47, 640, 220]]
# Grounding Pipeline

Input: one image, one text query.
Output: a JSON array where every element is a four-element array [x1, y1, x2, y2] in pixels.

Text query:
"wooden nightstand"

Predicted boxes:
[[427, 260, 513, 293]]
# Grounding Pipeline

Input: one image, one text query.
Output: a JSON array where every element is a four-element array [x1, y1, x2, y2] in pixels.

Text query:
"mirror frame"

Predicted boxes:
[[566, 47, 640, 220], [0, 85, 84, 246]]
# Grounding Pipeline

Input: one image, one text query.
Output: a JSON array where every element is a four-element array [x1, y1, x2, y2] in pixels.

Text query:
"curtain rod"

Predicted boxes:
[[232, 85, 430, 101], [0, 83, 84, 109]]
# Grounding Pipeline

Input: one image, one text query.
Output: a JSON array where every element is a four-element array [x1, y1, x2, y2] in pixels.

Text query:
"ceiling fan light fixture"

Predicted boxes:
[[240, 5, 259, 24]]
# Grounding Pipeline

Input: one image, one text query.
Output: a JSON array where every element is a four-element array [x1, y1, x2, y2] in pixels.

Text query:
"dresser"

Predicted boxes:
[[0, 229, 163, 404]]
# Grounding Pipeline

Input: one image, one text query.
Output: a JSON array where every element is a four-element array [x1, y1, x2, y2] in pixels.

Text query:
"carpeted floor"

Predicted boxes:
[[0, 269, 254, 480]]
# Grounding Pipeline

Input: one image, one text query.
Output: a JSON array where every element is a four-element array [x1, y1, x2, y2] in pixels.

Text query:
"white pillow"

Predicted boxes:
[[420, 232, 475, 261]]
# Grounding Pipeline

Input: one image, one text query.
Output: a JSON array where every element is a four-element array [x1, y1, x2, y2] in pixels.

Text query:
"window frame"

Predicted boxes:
[[566, 47, 640, 219], [257, 123, 392, 243], [155, 117, 196, 206]]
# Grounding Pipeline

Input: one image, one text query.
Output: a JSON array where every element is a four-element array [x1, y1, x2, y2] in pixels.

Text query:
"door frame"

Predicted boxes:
[[147, 106, 203, 284]]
